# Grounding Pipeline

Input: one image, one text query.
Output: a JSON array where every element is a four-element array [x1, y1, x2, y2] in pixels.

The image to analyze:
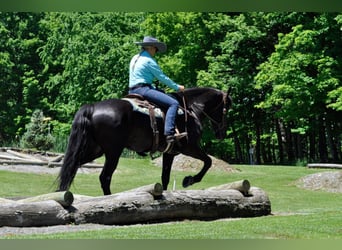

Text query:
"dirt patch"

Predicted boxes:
[[296, 171, 342, 193], [152, 154, 237, 173]]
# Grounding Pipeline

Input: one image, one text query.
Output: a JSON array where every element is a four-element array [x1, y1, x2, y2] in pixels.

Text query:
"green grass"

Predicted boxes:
[[0, 158, 341, 239]]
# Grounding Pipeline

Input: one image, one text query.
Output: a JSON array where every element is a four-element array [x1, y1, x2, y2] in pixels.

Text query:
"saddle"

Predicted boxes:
[[122, 94, 185, 154], [123, 94, 184, 118]]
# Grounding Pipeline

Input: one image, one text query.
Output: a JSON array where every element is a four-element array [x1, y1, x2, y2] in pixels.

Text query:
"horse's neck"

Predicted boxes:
[[183, 91, 216, 120], [185, 91, 214, 110]]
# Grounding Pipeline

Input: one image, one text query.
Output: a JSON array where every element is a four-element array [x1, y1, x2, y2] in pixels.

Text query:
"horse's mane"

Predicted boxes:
[[183, 87, 220, 97], [171, 87, 222, 108]]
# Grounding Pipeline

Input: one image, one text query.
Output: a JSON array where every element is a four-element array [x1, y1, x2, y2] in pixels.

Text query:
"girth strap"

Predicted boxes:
[[148, 104, 159, 154]]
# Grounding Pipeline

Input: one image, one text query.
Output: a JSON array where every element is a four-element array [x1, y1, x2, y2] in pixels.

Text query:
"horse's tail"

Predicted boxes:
[[57, 104, 94, 191]]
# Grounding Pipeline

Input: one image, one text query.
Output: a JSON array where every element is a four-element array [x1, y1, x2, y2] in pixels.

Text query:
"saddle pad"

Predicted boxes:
[[122, 98, 184, 118]]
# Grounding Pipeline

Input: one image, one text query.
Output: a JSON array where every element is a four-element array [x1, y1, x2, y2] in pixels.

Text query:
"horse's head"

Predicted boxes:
[[185, 87, 232, 140], [206, 88, 232, 140]]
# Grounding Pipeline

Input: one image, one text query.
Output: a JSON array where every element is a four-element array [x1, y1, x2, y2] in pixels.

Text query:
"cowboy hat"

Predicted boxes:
[[135, 36, 167, 53]]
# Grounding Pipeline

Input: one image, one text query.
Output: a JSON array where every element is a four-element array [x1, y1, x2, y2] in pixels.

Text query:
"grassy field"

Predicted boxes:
[[0, 157, 341, 239]]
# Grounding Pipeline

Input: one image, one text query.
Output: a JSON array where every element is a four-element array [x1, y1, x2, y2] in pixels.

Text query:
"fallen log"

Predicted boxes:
[[0, 154, 28, 161], [0, 182, 271, 227], [307, 163, 342, 169], [206, 179, 250, 195], [6, 149, 45, 162], [72, 186, 271, 225], [0, 200, 70, 227], [0, 159, 103, 168], [0, 197, 16, 203], [49, 154, 64, 163], [17, 191, 74, 207], [121, 183, 163, 197]]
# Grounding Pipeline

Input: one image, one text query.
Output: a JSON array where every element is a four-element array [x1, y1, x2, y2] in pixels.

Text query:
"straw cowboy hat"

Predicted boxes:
[[135, 36, 167, 53]]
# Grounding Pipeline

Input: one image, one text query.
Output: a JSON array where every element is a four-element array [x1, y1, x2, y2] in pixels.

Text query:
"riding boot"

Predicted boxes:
[[166, 132, 188, 144], [164, 132, 188, 153]]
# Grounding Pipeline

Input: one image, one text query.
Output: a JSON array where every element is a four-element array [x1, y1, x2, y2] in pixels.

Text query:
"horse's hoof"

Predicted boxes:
[[182, 176, 194, 188]]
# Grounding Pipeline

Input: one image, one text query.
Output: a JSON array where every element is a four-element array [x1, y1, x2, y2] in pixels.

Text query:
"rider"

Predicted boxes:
[[129, 36, 187, 148]]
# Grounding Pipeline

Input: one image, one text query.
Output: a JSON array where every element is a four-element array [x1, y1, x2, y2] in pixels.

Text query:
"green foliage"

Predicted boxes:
[[142, 12, 220, 87], [21, 109, 54, 151], [0, 12, 341, 164], [50, 120, 71, 152], [327, 86, 342, 111], [255, 24, 339, 121], [39, 12, 144, 121], [0, 13, 47, 140]]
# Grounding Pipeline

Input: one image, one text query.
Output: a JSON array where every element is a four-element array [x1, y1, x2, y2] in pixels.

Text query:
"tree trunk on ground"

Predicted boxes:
[[72, 187, 271, 225], [18, 191, 74, 207], [206, 179, 250, 195], [0, 200, 70, 227], [0, 182, 271, 227], [307, 163, 342, 169]]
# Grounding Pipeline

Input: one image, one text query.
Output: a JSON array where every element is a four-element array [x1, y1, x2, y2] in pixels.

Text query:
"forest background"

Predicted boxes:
[[0, 12, 341, 165]]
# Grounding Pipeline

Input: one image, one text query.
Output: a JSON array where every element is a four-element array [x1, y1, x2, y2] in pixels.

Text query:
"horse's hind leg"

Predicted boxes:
[[99, 148, 123, 195], [161, 153, 176, 190], [181, 148, 212, 188]]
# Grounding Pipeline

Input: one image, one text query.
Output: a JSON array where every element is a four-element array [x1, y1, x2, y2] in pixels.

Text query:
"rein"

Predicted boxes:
[[182, 94, 188, 132], [191, 91, 227, 130]]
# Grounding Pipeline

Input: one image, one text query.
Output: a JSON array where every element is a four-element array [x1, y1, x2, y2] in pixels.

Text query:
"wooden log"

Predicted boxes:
[[0, 197, 16, 203], [18, 191, 74, 207], [6, 149, 45, 162], [0, 200, 70, 227], [307, 163, 342, 169], [49, 154, 64, 163], [121, 183, 163, 197], [73, 194, 95, 202], [206, 179, 251, 195], [0, 154, 28, 161], [0, 159, 103, 168], [0, 159, 50, 166], [47, 161, 103, 168], [0, 183, 270, 227], [72, 187, 271, 225]]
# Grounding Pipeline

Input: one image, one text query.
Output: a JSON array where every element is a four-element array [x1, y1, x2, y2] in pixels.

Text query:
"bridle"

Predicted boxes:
[[191, 91, 228, 132]]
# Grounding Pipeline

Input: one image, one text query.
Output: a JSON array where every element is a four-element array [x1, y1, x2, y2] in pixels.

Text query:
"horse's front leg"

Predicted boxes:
[[181, 147, 212, 188], [161, 153, 176, 190]]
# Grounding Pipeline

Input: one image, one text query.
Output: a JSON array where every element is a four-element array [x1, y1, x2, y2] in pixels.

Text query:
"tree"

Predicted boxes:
[[39, 12, 145, 123], [1, 12, 340, 163], [0, 12, 47, 140], [21, 109, 54, 150], [255, 13, 342, 163], [142, 12, 224, 87]]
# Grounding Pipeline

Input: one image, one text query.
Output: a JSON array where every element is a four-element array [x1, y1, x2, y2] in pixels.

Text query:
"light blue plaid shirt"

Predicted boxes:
[[129, 50, 179, 91]]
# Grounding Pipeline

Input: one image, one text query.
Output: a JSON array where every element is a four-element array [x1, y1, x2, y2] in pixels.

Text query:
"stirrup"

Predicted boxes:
[[163, 141, 174, 153], [163, 132, 187, 153], [165, 132, 187, 143], [174, 132, 187, 140]]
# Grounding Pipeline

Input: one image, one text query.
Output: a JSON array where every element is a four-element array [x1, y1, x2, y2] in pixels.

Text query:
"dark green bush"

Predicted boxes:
[[21, 109, 55, 151]]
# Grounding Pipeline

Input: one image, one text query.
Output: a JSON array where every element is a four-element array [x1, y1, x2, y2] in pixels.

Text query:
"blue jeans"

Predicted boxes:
[[129, 86, 179, 136]]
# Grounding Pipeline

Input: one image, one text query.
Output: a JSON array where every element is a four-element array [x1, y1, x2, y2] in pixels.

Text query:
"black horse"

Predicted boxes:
[[57, 87, 232, 195]]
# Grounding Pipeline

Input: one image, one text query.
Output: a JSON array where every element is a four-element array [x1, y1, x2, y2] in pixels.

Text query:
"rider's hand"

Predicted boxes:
[[178, 85, 185, 92]]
